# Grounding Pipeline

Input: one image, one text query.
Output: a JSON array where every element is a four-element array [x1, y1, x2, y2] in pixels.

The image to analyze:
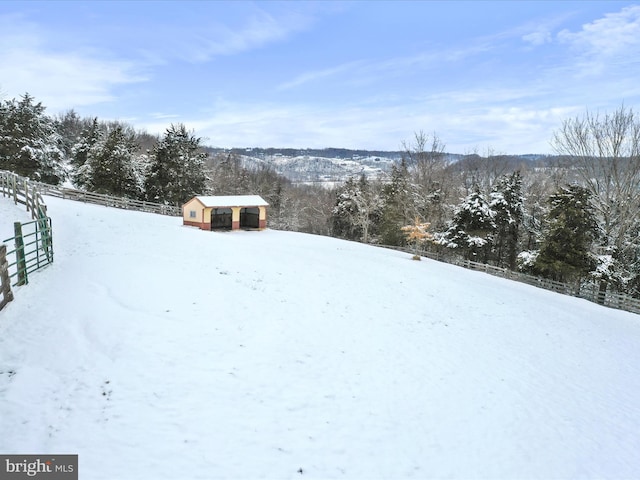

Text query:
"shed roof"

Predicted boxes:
[[193, 195, 269, 208]]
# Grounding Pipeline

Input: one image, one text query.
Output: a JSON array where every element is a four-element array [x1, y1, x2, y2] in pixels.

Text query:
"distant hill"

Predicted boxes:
[[203, 146, 554, 185], [204, 147, 403, 184], [203, 146, 405, 160]]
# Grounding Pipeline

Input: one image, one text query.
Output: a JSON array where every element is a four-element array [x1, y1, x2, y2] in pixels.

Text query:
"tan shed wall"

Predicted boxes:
[[183, 198, 205, 224]]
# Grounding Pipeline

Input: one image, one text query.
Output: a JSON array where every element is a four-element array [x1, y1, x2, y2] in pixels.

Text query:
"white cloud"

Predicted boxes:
[[168, 9, 314, 63], [516, 5, 640, 107], [557, 5, 640, 61], [0, 15, 146, 111], [522, 29, 552, 46], [150, 113, 181, 120], [135, 93, 571, 155], [277, 39, 497, 95], [513, 12, 573, 48], [277, 61, 365, 90]]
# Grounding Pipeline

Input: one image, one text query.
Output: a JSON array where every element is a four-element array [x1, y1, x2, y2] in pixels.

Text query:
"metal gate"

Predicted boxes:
[[2, 217, 53, 287]]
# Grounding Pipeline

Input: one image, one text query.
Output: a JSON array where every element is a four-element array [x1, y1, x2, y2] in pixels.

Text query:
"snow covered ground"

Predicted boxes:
[[0, 199, 32, 241], [1, 195, 639, 479]]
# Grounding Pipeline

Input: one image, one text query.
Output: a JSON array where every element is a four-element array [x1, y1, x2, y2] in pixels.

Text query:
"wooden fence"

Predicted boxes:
[[34, 182, 181, 216], [0, 170, 54, 310], [0, 170, 48, 220], [383, 245, 640, 315], [0, 244, 14, 310], [1, 171, 182, 218]]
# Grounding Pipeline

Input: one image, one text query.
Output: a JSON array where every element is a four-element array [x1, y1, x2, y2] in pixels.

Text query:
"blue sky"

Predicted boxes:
[[1, 1, 639, 154]]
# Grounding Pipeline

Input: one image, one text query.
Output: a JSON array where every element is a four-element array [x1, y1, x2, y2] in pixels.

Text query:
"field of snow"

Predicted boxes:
[[1, 195, 640, 479]]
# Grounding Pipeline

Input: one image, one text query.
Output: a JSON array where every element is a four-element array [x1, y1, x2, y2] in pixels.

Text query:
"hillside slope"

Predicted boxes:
[[1, 196, 639, 479]]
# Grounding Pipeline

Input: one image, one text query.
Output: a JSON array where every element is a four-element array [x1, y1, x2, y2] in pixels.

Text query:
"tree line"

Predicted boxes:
[[1, 93, 639, 298], [0, 93, 335, 232], [331, 113, 640, 300]]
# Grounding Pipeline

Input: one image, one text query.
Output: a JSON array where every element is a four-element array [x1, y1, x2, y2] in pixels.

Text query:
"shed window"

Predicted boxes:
[[189, 210, 197, 218]]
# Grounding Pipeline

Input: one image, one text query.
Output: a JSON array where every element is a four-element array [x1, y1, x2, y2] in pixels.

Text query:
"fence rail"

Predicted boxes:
[[2, 170, 181, 217], [0, 170, 48, 220], [35, 183, 181, 216], [382, 245, 640, 315]]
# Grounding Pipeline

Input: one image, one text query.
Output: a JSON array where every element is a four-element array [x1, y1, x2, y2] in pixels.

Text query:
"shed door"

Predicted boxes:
[[240, 207, 260, 228], [211, 208, 232, 229]]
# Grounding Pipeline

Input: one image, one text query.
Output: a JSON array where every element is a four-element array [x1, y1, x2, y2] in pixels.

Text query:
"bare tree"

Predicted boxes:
[[456, 147, 515, 196], [402, 131, 453, 229], [551, 105, 640, 255], [297, 185, 335, 236], [551, 105, 640, 296], [402, 130, 447, 186], [520, 168, 557, 251]]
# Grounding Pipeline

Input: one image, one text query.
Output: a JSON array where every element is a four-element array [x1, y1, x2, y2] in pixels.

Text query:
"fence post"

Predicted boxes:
[[14, 222, 28, 286], [0, 244, 14, 310], [24, 179, 30, 213], [39, 216, 53, 262], [24, 178, 29, 212]]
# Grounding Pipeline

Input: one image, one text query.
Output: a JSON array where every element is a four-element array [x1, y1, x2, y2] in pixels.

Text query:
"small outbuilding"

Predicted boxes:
[[183, 195, 268, 231]]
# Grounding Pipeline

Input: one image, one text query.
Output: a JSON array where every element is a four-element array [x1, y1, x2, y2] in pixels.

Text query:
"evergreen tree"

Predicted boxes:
[[379, 160, 414, 245], [490, 171, 524, 269], [71, 118, 102, 172], [332, 175, 381, 243], [77, 125, 144, 199], [534, 185, 599, 283], [624, 223, 640, 297], [145, 124, 209, 204], [0, 93, 64, 184], [332, 177, 361, 241], [439, 185, 495, 262], [592, 217, 640, 298], [55, 109, 91, 161], [95, 126, 142, 198]]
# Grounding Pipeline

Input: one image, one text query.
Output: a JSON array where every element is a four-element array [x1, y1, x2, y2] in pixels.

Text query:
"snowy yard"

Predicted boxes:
[[0, 200, 32, 241], [1, 195, 639, 479]]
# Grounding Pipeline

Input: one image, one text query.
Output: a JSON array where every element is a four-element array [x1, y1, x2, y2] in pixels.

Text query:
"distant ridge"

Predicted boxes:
[[203, 146, 554, 185]]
